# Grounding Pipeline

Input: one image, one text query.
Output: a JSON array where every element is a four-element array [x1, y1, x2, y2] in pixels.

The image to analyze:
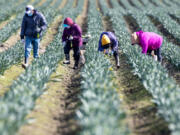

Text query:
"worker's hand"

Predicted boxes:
[[21, 39, 25, 44], [35, 27, 41, 33], [62, 41, 66, 47], [69, 36, 73, 41]]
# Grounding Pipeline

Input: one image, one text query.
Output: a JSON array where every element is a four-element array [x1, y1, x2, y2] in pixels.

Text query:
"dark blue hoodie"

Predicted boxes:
[[20, 10, 47, 39]]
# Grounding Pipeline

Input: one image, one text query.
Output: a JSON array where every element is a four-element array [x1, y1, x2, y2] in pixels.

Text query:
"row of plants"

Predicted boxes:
[[0, 0, 61, 75], [0, 0, 33, 24], [76, 0, 129, 135], [0, 0, 84, 134], [110, 0, 180, 68], [103, 3, 180, 134], [0, 0, 52, 45]]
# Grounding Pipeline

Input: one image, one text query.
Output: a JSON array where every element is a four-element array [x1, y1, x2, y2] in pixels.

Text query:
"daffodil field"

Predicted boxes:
[[0, 0, 180, 135]]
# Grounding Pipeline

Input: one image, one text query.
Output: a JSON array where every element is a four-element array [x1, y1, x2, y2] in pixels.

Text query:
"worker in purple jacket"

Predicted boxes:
[[62, 17, 82, 69], [131, 30, 163, 62], [98, 31, 120, 68]]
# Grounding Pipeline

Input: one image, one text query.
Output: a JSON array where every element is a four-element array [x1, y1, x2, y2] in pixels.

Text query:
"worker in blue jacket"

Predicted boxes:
[[98, 31, 120, 68], [20, 5, 47, 69]]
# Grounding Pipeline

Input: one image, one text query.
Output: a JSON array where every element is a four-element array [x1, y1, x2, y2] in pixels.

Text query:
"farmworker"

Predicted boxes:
[[98, 31, 120, 68], [20, 5, 47, 69], [131, 30, 163, 62], [62, 17, 83, 69]]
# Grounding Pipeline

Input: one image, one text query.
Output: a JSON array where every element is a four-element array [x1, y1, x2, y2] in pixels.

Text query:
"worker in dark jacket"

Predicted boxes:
[[98, 32, 120, 68], [20, 5, 47, 69], [62, 17, 82, 69]]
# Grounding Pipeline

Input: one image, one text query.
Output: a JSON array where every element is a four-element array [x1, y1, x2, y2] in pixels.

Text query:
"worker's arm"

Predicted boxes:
[[73, 25, 82, 41], [98, 34, 104, 52], [141, 38, 148, 54], [20, 15, 26, 39], [39, 13, 47, 31]]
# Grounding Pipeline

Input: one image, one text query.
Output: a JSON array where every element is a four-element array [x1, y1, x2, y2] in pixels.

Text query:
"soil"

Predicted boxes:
[[58, 0, 68, 10], [149, 0, 158, 7], [162, 58, 180, 87], [127, 0, 139, 9], [106, 0, 113, 8], [117, 0, 126, 9], [37, 0, 47, 7], [18, 60, 81, 135], [148, 15, 180, 45], [169, 13, 180, 25], [138, 0, 146, 7], [0, 29, 20, 52], [0, 14, 16, 30], [73, 0, 78, 8], [113, 52, 170, 135]]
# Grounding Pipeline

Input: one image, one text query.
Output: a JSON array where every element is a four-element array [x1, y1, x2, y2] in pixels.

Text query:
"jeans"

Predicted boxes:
[[147, 47, 162, 62], [25, 36, 40, 62]]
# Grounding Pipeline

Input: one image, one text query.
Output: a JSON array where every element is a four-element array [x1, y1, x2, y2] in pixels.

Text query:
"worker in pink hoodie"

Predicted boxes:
[[131, 30, 163, 62], [62, 17, 82, 69]]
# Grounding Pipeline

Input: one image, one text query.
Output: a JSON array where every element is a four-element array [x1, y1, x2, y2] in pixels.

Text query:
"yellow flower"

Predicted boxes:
[[109, 67, 113, 71]]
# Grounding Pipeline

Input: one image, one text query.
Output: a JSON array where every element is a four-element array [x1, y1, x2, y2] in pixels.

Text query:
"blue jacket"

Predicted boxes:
[[20, 10, 47, 39], [98, 32, 118, 52]]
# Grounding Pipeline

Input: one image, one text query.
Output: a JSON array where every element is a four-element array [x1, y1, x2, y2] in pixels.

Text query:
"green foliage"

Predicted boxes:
[[0, 3, 58, 75], [76, 1, 129, 135], [106, 2, 180, 134]]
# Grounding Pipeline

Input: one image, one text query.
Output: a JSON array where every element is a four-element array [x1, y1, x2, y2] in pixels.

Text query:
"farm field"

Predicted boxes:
[[0, 0, 180, 135]]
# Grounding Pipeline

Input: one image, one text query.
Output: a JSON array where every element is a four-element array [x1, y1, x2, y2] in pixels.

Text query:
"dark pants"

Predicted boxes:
[[64, 41, 80, 65], [147, 47, 162, 62]]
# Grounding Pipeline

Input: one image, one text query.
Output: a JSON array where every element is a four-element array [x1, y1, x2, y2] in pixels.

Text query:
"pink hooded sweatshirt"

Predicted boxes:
[[136, 31, 163, 54]]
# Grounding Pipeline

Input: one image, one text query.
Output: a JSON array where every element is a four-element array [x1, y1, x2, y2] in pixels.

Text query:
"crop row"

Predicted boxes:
[[0, 0, 60, 75], [0, 0, 51, 45], [101, 1, 180, 134], [76, 0, 129, 135], [0, 0, 81, 134]]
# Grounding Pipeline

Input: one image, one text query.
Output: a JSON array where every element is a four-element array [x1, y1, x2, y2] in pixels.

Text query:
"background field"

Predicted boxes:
[[0, 0, 180, 135]]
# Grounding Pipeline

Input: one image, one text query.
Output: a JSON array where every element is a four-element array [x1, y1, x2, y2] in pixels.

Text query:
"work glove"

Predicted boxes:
[[68, 35, 73, 41], [35, 27, 41, 33], [62, 41, 66, 47], [21, 39, 25, 44]]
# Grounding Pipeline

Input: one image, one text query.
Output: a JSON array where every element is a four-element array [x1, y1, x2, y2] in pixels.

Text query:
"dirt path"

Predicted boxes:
[[18, 61, 81, 135], [37, 0, 47, 7], [97, 1, 170, 134], [117, 0, 126, 9], [112, 52, 170, 135], [148, 15, 180, 45], [18, 0, 89, 134], [0, 14, 16, 30], [0, 15, 63, 97], [58, 0, 68, 10], [73, 0, 78, 8], [106, 0, 113, 8]]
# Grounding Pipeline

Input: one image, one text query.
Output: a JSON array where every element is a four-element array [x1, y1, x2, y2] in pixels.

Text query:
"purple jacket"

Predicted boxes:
[[98, 32, 118, 52], [62, 23, 82, 47], [136, 31, 163, 54]]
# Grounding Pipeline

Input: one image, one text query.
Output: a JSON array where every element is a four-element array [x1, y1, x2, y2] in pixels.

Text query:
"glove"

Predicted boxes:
[[62, 41, 66, 47], [35, 27, 41, 33], [69, 36, 73, 40], [21, 39, 25, 44]]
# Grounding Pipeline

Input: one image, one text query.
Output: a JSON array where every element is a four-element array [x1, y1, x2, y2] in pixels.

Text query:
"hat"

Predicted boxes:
[[64, 17, 74, 26], [101, 34, 111, 46], [25, 5, 34, 14]]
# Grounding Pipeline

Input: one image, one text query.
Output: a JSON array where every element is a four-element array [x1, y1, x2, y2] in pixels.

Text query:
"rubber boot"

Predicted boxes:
[[115, 55, 120, 69], [22, 57, 29, 69], [63, 54, 70, 64], [73, 60, 79, 69]]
